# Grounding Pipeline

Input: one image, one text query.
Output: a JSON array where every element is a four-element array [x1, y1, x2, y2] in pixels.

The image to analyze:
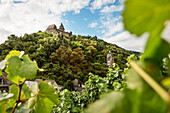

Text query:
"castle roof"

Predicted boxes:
[[59, 23, 65, 30], [47, 24, 57, 29]]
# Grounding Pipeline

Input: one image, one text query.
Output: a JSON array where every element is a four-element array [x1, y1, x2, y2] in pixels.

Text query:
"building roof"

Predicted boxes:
[[33, 79, 63, 90], [47, 24, 57, 29], [59, 23, 65, 30]]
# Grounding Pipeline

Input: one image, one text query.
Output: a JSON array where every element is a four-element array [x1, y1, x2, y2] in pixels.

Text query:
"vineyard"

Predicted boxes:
[[0, 0, 170, 113]]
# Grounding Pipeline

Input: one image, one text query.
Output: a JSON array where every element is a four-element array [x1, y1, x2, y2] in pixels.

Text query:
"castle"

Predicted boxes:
[[46, 23, 72, 37]]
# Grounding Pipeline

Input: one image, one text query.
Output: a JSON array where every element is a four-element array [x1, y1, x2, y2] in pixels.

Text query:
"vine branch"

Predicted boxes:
[[11, 83, 24, 113], [130, 60, 170, 103], [1, 73, 18, 86]]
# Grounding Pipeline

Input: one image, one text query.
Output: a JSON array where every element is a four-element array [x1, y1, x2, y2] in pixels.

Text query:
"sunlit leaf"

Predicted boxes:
[[85, 91, 131, 113], [123, 0, 170, 36], [0, 93, 13, 113], [5, 50, 21, 61], [28, 81, 59, 113], [6, 56, 25, 84], [18, 55, 38, 79]]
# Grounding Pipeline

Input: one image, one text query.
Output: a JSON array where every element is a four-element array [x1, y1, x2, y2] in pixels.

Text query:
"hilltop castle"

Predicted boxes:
[[46, 23, 72, 37]]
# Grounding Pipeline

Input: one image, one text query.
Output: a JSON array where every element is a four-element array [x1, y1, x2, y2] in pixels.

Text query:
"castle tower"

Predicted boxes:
[[45, 24, 58, 34], [59, 23, 65, 31], [107, 50, 114, 68], [45, 23, 72, 37]]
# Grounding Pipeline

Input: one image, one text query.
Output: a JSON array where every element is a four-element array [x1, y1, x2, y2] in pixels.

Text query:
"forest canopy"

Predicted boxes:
[[0, 32, 140, 88]]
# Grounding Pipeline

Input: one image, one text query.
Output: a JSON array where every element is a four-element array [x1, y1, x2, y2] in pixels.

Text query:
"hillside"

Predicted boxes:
[[0, 31, 140, 89]]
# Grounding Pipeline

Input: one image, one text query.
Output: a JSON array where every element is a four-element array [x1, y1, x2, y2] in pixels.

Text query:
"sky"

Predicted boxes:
[[0, 0, 169, 52]]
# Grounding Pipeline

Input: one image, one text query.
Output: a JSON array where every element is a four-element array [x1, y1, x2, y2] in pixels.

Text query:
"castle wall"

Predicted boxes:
[[46, 24, 72, 37]]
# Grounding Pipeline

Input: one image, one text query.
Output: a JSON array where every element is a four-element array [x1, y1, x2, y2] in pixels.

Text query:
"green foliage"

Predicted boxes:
[[28, 81, 59, 113], [52, 62, 129, 113], [0, 30, 138, 88], [5, 52, 38, 84], [63, 80, 74, 91], [0, 93, 14, 113], [0, 50, 59, 113], [52, 89, 81, 113], [84, 73, 110, 103], [86, 0, 170, 113], [85, 91, 131, 113]]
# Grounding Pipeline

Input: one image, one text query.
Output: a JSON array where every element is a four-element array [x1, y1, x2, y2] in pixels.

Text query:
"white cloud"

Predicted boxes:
[[88, 22, 98, 28], [0, 28, 10, 44], [103, 31, 149, 52], [0, 0, 90, 44], [90, 0, 116, 12], [100, 5, 124, 13], [102, 21, 123, 37]]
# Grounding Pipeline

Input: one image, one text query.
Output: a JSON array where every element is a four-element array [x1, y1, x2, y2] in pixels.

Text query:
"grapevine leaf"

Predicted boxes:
[[9, 84, 31, 100], [85, 91, 131, 113], [7, 56, 21, 77], [28, 81, 59, 113], [86, 88, 167, 113], [5, 50, 21, 61], [123, 0, 170, 68], [126, 68, 144, 92], [7, 84, 31, 109], [0, 93, 14, 101], [38, 81, 59, 104], [124, 88, 167, 113], [13, 104, 30, 113], [0, 93, 13, 113], [122, 0, 170, 36], [22, 83, 31, 98], [14, 106, 30, 113], [19, 55, 38, 79], [142, 29, 170, 67], [5, 56, 25, 84]]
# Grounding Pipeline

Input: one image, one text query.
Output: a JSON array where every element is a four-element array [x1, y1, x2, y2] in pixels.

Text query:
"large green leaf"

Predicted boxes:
[[28, 81, 59, 113], [38, 81, 59, 104], [7, 84, 31, 110], [9, 84, 31, 100], [85, 88, 167, 113], [123, 0, 170, 68], [122, 0, 170, 36], [126, 64, 168, 113], [142, 25, 170, 67], [7, 56, 21, 77], [124, 88, 167, 113], [18, 55, 38, 79], [5, 50, 21, 61], [6, 56, 25, 84], [0, 93, 14, 113], [85, 91, 131, 113], [5, 55, 38, 84]]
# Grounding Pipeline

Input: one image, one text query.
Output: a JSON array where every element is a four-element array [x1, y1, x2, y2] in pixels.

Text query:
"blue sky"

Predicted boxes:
[[0, 0, 150, 52]]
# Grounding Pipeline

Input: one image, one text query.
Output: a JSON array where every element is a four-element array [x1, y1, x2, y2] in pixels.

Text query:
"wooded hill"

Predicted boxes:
[[0, 31, 140, 89]]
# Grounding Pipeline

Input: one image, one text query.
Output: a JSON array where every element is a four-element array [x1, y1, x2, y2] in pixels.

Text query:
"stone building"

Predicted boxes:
[[46, 23, 72, 37], [0, 72, 12, 92], [72, 79, 84, 92], [107, 50, 114, 67]]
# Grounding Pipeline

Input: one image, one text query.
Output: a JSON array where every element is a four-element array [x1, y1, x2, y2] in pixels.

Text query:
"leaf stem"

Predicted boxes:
[[11, 83, 23, 113], [1, 73, 18, 86], [130, 60, 170, 103]]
